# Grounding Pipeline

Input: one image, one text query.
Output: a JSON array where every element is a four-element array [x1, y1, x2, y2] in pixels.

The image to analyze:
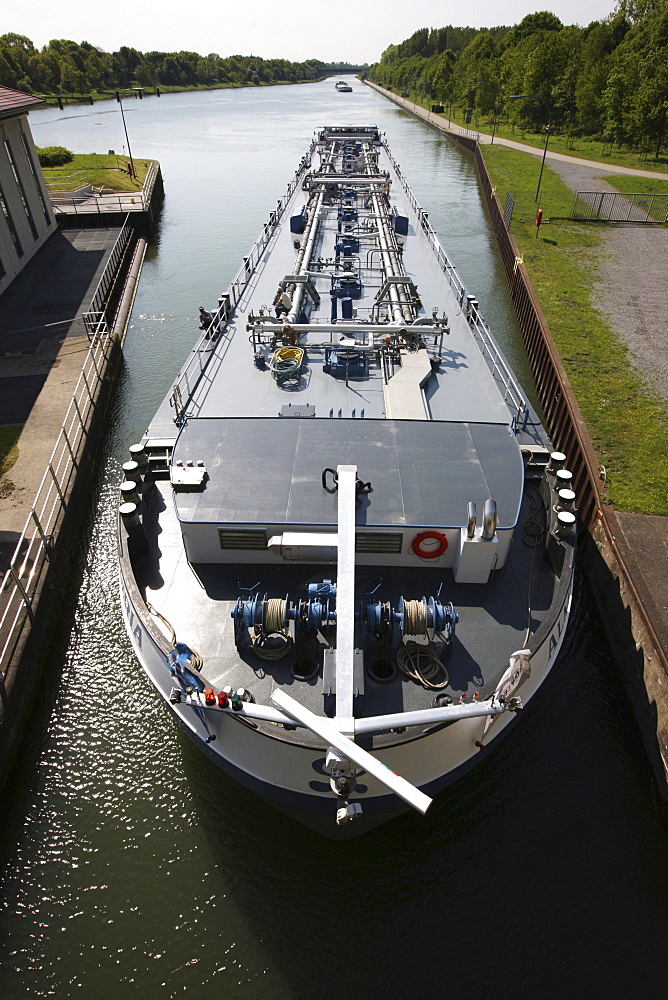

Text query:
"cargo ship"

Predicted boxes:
[[118, 124, 576, 836]]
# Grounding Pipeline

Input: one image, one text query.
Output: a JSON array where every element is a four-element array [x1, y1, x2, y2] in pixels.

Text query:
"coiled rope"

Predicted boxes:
[[403, 599, 426, 636], [522, 484, 546, 548], [397, 641, 449, 689], [251, 598, 293, 661]]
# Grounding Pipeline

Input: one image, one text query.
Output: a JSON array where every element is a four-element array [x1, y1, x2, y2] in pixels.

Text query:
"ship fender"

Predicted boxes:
[[412, 531, 448, 559]]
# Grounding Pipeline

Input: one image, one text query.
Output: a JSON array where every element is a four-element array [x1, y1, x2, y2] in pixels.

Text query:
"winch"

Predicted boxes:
[[231, 580, 458, 646]]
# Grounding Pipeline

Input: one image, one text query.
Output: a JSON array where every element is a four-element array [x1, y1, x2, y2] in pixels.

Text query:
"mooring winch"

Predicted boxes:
[[231, 580, 458, 647]]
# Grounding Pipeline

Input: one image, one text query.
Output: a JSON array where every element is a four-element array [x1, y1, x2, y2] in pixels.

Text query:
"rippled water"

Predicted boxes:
[[1, 79, 667, 1000]]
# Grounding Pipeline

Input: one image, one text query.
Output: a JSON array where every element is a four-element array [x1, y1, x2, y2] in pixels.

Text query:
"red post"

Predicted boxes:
[[535, 208, 543, 237]]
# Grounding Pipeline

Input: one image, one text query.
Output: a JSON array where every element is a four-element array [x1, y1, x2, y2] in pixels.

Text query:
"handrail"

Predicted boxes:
[[49, 160, 159, 217], [87, 215, 133, 323], [382, 138, 526, 418], [0, 316, 116, 698], [169, 142, 317, 422]]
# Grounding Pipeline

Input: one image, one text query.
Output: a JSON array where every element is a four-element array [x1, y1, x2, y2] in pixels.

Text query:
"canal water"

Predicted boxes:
[[1, 79, 667, 999]]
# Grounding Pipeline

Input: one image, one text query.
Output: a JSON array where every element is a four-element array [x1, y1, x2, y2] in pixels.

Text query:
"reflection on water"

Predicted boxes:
[[1, 79, 667, 1000]]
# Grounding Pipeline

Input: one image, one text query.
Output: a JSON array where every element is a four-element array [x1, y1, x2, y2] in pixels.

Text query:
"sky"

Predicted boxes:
[[9, 0, 618, 65]]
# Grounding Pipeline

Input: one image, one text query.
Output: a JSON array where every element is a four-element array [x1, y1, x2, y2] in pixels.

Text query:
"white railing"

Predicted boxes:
[[0, 315, 116, 699], [50, 160, 160, 217], [170, 144, 316, 422], [87, 215, 133, 323], [383, 140, 526, 417]]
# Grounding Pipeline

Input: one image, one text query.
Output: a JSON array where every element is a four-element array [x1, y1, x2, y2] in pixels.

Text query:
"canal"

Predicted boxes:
[[1, 78, 667, 999]]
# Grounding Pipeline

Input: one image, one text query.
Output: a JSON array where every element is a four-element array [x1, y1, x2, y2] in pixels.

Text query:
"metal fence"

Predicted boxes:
[[571, 190, 668, 223], [86, 215, 133, 324], [51, 161, 160, 217], [503, 192, 514, 228], [0, 314, 116, 704]]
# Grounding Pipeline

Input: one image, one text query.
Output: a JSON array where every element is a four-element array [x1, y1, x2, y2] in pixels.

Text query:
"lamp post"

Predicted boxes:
[[476, 80, 501, 144], [509, 94, 553, 202], [114, 87, 144, 179]]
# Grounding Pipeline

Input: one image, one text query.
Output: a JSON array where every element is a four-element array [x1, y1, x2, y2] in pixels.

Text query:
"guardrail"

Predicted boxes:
[[382, 139, 526, 418], [169, 146, 316, 422], [50, 161, 160, 217], [86, 215, 133, 325], [0, 314, 115, 705], [45, 169, 88, 196], [571, 190, 668, 223]]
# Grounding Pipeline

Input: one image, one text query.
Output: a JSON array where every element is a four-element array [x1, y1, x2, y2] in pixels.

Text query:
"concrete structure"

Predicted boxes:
[[0, 86, 56, 296]]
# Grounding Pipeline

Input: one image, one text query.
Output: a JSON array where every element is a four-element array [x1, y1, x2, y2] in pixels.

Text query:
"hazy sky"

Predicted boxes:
[[10, 0, 617, 65]]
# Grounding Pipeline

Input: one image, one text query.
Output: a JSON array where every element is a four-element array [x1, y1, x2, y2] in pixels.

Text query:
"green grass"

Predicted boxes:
[[480, 144, 668, 515], [42, 153, 149, 193], [0, 425, 21, 478]]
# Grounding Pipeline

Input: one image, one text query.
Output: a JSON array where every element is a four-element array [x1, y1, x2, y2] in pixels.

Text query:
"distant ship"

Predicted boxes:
[[118, 124, 576, 837], [335, 80, 353, 92]]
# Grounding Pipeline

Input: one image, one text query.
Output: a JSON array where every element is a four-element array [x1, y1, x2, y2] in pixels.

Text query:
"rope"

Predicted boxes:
[[146, 601, 204, 672], [522, 484, 546, 548], [264, 598, 287, 633], [403, 599, 426, 636], [251, 629, 293, 660], [397, 641, 449, 689], [521, 484, 547, 645], [146, 601, 176, 647], [251, 598, 293, 661]]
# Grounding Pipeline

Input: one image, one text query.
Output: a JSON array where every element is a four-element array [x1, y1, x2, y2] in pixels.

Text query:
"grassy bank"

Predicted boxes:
[[42, 154, 149, 194], [479, 144, 668, 515], [39, 76, 327, 110]]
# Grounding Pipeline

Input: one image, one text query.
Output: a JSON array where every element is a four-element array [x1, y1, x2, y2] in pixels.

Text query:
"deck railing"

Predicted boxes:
[[0, 315, 116, 704], [169, 146, 316, 422], [383, 140, 527, 418]]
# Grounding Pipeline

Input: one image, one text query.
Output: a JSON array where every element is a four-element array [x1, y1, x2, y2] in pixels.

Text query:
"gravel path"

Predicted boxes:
[[543, 158, 668, 407]]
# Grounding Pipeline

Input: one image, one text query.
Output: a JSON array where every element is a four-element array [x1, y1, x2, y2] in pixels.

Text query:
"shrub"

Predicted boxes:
[[37, 146, 74, 167]]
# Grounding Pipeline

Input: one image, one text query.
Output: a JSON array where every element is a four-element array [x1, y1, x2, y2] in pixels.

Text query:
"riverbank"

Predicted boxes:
[[34, 73, 343, 111]]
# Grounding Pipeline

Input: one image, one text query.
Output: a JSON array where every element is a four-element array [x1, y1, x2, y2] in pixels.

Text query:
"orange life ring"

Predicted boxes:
[[412, 531, 448, 559]]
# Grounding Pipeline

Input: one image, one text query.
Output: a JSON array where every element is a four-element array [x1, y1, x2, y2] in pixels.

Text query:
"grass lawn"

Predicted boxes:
[[42, 153, 150, 194], [0, 425, 21, 478], [480, 144, 668, 515]]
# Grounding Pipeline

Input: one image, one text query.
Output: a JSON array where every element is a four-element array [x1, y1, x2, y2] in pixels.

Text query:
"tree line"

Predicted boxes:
[[0, 33, 368, 95], [367, 1, 668, 155]]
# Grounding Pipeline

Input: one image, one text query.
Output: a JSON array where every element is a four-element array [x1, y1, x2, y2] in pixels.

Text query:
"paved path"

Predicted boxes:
[[0, 226, 122, 562], [477, 131, 668, 182]]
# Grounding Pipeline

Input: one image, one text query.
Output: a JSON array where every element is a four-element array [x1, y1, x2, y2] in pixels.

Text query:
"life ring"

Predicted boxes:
[[412, 531, 448, 559]]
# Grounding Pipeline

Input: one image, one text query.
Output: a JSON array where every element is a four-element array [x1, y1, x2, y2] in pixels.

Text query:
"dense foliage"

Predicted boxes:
[[0, 34, 367, 94], [36, 145, 73, 166], [369, 1, 668, 153]]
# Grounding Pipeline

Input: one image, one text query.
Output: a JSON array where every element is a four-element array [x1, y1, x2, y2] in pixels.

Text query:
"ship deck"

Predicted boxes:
[[134, 479, 557, 716]]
